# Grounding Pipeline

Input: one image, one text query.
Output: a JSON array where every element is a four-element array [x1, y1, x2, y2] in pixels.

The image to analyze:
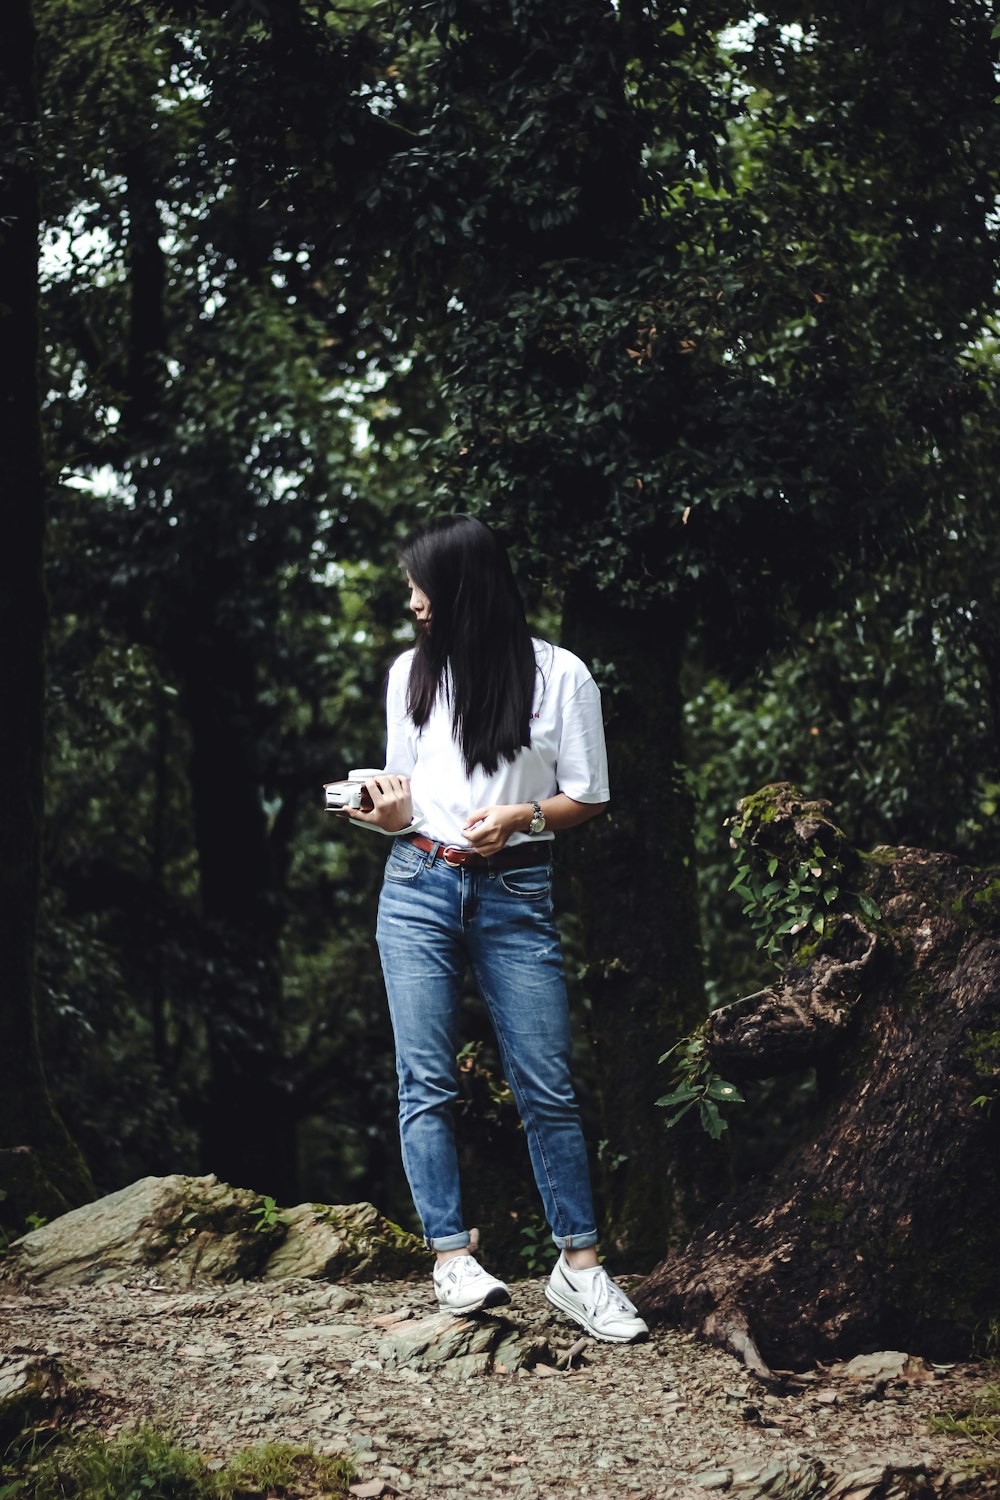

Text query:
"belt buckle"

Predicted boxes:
[[443, 846, 465, 868]]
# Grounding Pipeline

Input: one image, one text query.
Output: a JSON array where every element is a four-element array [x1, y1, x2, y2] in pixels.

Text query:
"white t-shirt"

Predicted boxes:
[[383, 639, 610, 848]]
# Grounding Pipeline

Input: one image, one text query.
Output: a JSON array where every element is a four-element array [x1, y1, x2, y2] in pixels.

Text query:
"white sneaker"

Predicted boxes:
[[433, 1253, 511, 1315], [545, 1254, 649, 1343]]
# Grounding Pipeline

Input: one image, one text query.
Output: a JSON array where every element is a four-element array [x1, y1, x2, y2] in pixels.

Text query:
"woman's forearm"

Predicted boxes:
[[516, 793, 608, 834], [463, 793, 607, 853]]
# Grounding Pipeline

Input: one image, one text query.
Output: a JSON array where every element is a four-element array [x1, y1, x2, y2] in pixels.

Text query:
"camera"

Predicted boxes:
[[322, 768, 381, 813]]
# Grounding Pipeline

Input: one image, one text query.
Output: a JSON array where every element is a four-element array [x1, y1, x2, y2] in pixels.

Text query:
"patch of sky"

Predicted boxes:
[[357, 80, 398, 119], [155, 53, 210, 111], [721, 16, 807, 53], [62, 464, 131, 503], [40, 216, 119, 287]]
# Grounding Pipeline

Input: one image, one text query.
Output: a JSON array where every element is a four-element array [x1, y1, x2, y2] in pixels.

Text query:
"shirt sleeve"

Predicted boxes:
[[555, 676, 611, 803], [383, 655, 417, 777]]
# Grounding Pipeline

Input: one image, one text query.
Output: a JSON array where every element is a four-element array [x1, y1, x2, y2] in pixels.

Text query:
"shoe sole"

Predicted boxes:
[[544, 1283, 648, 1343], [437, 1285, 511, 1316]]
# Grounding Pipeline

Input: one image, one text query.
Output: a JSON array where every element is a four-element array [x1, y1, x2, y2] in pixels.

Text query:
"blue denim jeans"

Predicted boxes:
[[375, 837, 599, 1252]]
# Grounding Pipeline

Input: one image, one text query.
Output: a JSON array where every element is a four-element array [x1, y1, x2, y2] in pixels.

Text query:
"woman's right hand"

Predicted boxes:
[[345, 773, 413, 833]]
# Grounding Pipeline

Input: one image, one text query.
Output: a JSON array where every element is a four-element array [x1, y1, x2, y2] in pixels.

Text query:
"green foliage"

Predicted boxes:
[[967, 1029, 1000, 1114], [516, 1216, 558, 1277], [209, 1442, 353, 1499], [655, 1023, 745, 1141], [726, 809, 878, 968], [455, 1042, 515, 1124], [930, 1386, 1000, 1479], [727, 834, 844, 965], [1, 1425, 353, 1500], [685, 571, 1000, 1011], [0, 1202, 48, 1261], [387, 0, 1000, 646]]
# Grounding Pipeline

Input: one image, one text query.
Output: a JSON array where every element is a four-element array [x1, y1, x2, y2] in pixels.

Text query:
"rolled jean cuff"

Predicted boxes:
[[425, 1230, 471, 1252], [552, 1229, 599, 1251]]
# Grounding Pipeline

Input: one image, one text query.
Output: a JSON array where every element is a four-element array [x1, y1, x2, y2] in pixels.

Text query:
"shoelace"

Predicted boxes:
[[440, 1255, 486, 1282], [586, 1267, 636, 1318]]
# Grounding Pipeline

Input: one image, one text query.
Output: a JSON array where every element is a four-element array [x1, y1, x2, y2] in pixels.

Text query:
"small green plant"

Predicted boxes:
[[929, 1384, 1000, 1478], [1, 1425, 354, 1500], [655, 1023, 745, 1140], [0, 1210, 48, 1260], [967, 1028, 1000, 1115], [248, 1196, 289, 1235], [726, 810, 879, 968], [517, 1217, 558, 1276]]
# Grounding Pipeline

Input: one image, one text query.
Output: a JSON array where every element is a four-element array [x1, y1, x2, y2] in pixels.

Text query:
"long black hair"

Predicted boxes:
[[401, 515, 538, 776]]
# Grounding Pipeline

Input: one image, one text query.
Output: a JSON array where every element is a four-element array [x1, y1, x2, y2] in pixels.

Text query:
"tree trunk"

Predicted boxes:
[[561, 586, 711, 1270], [0, 0, 96, 1211], [113, 153, 298, 1202], [635, 784, 1000, 1377], [169, 625, 297, 1201]]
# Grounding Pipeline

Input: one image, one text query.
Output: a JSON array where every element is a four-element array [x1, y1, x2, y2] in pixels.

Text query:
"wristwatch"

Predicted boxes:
[[528, 800, 546, 835]]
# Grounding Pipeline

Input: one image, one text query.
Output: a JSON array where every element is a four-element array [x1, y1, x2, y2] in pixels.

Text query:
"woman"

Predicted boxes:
[[347, 514, 646, 1343]]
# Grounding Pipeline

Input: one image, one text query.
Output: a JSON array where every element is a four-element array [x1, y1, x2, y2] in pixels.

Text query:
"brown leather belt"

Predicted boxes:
[[404, 832, 552, 871]]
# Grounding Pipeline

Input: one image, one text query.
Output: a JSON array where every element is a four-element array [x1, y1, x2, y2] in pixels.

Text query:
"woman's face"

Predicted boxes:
[[406, 573, 432, 629]]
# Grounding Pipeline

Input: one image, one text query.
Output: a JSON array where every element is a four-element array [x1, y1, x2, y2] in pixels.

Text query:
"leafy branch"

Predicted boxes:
[[655, 1023, 744, 1141]]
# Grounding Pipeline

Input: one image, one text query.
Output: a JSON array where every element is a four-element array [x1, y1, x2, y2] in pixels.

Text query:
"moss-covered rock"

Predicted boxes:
[[261, 1201, 424, 1282], [1, 1174, 272, 1287], [1, 1175, 427, 1289]]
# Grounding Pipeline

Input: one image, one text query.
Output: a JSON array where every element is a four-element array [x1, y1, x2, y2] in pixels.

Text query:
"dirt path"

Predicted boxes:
[[0, 1273, 994, 1497]]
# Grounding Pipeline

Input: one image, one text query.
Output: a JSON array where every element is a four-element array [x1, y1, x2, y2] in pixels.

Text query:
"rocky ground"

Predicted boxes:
[[1, 1270, 996, 1500]]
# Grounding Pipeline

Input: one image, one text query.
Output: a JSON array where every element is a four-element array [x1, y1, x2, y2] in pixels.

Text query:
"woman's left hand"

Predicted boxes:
[[463, 804, 523, 855]]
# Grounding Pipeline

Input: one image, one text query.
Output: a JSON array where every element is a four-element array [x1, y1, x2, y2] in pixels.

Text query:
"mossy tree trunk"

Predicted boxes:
[[561, 585, 711, 1270], [635, 785, 1000, 1376], [0, 0, 96, 1212]]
